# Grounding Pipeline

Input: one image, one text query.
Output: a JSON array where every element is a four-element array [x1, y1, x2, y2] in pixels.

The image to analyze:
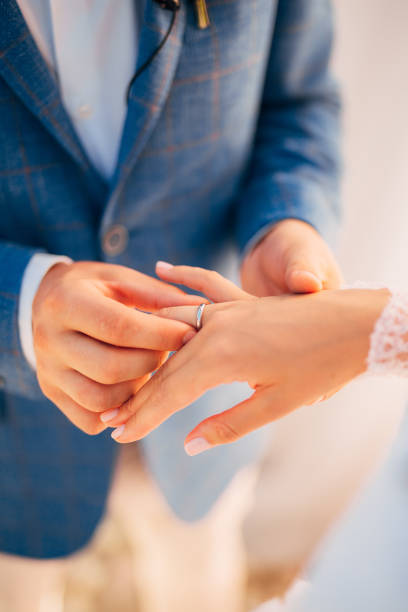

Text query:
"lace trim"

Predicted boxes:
[[367, 291, 408, 377], [342, 282, 408, 377]]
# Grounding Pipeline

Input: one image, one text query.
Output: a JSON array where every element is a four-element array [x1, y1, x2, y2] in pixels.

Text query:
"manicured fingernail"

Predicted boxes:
[[156, 261, 174, 271], [100, 408, 119, 423], [111, 424, 125, 441], [293, 270, 323, 289], [182, 330, 196, 345], [184, 437, 212, 456]]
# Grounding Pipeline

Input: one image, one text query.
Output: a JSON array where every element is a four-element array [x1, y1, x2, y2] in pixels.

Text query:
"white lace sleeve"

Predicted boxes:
[[367, 290, 408, 377]]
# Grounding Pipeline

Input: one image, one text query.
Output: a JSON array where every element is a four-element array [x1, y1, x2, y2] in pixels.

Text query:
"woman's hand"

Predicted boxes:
[[101, 264, 389, 453]]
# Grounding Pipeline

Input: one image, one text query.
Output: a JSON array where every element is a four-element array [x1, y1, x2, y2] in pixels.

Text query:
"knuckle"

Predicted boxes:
[[98, 356, 122, 384], [97, 368, 114, 385], [122, 395, 139, 417], [158, 307, 171, 318], [206, 418, 240, 444], [96, 312, 116, 339], [95, 310, 126, 344], [106, 314, 123, 341], [157, 307, 174, 319], [92, 388, 113, 412], [33, 323, 49, 352], [74, 384, 92, 410], [136, 350, 164, 375], [43, 285, 65, 315], [209, 309, 228, 328], [115, 315, 136, 343], [83, 420, 105, 436], [78, 383, 110, 412]]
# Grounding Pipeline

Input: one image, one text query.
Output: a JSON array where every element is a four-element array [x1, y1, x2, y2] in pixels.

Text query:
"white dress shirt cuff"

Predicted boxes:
[[18, 253, 73, 370]]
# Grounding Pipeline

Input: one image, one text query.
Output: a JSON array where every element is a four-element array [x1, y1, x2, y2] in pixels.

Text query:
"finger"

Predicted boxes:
[[88, 262, 205, 310], [156, 262, 252, 302], [283, 244, 327, 293], [183, 387, 300, 455], [286, 269, 323, 294], [101, 333, 227, 440], [63, 290, 194, 350], [58, 331, 166, 384], [284, 242, 339, 294], [284, 248, 325, 293], [43, 385, 107, 435], [156, 303, 220, 328], [100, 279, 204, 311], [287, 256, 344, 293], [100, 374, 152, 423], [47, 367, 135, 413]]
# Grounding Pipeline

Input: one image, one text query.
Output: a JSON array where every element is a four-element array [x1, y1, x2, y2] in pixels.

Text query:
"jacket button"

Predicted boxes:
[[103, 225, 129, 256]]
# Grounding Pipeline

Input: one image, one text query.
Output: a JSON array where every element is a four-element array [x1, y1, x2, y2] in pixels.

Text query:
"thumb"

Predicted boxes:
[[284, 251, 324, 294]]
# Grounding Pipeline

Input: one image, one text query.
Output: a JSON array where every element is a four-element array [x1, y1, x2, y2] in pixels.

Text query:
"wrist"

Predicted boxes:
[[334, 288, 391, 376], [33, 261, 72, 314], [366, 289, 408, 377]]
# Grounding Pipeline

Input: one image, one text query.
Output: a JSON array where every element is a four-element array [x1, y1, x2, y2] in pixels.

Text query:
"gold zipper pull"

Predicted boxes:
[[195, 0, 210, 29]]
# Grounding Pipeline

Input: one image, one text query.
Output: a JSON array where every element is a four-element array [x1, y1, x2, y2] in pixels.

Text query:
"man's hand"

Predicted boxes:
[[241, 219, 343, 296], [32, 261, 201, 435]]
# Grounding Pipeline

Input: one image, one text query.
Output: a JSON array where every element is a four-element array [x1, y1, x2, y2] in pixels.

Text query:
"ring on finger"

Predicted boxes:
[[195, 303, 206, 330]]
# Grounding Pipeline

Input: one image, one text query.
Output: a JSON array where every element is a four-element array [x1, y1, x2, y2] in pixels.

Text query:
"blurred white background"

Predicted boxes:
[[336, 0, 408, 283]]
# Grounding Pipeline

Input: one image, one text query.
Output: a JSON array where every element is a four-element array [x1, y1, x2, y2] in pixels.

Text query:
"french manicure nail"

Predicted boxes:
[[100, 408, 119, 423], [156, 261, 174, 271], [111, 424, 125, 441], [184, 437, 212, 456]]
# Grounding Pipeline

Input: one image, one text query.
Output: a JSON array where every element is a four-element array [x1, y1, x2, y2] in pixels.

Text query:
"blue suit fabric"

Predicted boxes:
[[0, 0, 340, 558]]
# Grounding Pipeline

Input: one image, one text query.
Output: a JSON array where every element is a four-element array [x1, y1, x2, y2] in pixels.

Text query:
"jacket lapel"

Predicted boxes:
[[0, 1, 103, 189], [110, 1, 186, 194], [0, 0, 186, 198]]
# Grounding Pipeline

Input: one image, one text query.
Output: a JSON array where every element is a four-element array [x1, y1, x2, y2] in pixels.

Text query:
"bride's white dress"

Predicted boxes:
[[286, 406, 408, 612], [257, 408, 408, 612]]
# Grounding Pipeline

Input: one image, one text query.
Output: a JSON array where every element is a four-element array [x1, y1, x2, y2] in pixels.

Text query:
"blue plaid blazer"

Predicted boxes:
[[0, 0, 340, 558]]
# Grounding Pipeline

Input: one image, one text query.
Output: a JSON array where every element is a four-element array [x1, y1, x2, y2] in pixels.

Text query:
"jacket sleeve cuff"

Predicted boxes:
[[18, 254, 73, 370], [236, 177, 341, 256]]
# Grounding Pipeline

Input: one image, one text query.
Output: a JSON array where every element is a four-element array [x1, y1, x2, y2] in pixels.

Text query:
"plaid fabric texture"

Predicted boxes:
[[0, 0, 340, 557]]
